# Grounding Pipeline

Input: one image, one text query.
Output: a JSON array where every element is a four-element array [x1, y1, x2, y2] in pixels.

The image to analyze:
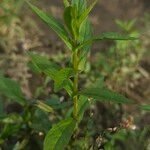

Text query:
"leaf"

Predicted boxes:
[[77, 12, 93, 72], [1, 114, 23, 124], [78, 0, 98, 25], [63, 80, 73, 96], [46, 99, 72, 110], [77, 96, 89, 122], [71, 0, 87, 15], [28, 61, 41, 74], [28, 52, 60, 79], [63, 6, 74, 34], [71, 0, 92, 51], [140, 105, 150, 111], [76, 32, 138, 50], [0, 77, 26, 105], [27, 2, 72, 50], [79, 19, 92, 52], [95, 32, 138, 40], [80, 87, 133, 104], [115, 19, 136, 31], [44, 118, 76, 150], [28, 52, 73, 94], [13, 138, 29, 150], [36, 100, 54, 113], [53, 68, 74, 92]]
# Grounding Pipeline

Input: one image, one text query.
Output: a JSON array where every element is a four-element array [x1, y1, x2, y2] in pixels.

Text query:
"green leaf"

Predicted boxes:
[[62, 79, 73, 96], [63, 6, 73, 34], [0, 77, 26, 105], [1, 114, 23, 124], [78, 13, 92, 72], [28, 61, 41, 74], [95, 32, 138, 40], [36, 100, 54, 113], [71, 0, 92, 51], [80, 87, 133, 104], [77, 96, 89, 122], [53, 68, 74, 92], [28, 52, 60, 78], [71, 0, 86, 15], [79, 19, 92, 52], [28, 52, 73, 94], [78, 0, 98, 25], [44, 118, 76, 150], [27, 2, 72, 50], [140, 105, 150, 111], [76, 32, 138, 50], [46, 98, 72, 110]]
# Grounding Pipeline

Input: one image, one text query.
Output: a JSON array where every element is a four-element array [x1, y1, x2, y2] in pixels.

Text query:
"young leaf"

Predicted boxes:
[[80, 87, 133, 104], [71, 0, 87, 15], [71, 0, 92, 51], [72, 0, 93, 71], [78, 0, 98, 25], [78, 20, 92, 71], [79, 19, 92, 52], [27, 2, 72, 50], [63, 6, 73, 34], [44, 118, 76, 150], [53, 68, 74, 92], [0, 77, 26, 105], [63, 6, 78, 36]]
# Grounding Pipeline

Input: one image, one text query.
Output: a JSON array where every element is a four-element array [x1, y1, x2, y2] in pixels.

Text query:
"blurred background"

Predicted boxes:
[[0, 0, 150, 149]]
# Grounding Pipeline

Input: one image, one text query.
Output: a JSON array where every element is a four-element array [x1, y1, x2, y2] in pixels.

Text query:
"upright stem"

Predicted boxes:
[[73, 49, 78, 120]]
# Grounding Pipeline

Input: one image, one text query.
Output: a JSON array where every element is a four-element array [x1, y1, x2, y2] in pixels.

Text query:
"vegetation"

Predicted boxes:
[[0, 0, 149, 149]]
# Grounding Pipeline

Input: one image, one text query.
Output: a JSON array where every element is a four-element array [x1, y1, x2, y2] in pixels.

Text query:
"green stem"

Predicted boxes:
[[73, 50, 78, 120]]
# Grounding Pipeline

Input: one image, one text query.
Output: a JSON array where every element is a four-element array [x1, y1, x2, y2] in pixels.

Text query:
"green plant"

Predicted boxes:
[[26, 0, 141, 149]]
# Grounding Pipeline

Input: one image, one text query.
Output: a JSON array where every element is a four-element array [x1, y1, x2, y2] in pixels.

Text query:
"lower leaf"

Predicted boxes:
[[80, 87, 133, 104], [44, 118, 76, 150]]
